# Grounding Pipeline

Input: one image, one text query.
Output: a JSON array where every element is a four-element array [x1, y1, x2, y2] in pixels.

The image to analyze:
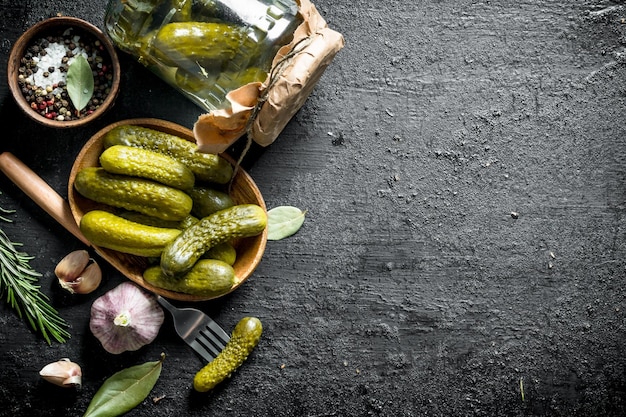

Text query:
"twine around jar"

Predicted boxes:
[[229, 36, 314, 191]]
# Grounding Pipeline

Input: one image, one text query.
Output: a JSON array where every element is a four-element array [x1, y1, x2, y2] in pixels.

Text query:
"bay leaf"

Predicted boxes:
[[83, 354, 164, 417], [267, 206, 306, 241], [66, 54, 94, 112]]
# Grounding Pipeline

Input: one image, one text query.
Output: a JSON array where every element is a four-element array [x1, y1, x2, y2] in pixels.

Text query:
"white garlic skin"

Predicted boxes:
[[39, 358, 82, 388], [90, 282, 164, 354], [55, 250, 102, 295]]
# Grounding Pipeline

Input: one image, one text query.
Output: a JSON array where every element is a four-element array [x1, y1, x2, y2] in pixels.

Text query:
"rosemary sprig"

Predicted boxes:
[[0, 204, 70, 344]]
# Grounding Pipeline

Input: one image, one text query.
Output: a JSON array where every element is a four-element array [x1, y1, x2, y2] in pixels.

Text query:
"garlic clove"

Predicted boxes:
[[56, 251, 102, 295], [59, 262, 103, 295], [55, 250, 90, 281], [39, 358, 82, 388]]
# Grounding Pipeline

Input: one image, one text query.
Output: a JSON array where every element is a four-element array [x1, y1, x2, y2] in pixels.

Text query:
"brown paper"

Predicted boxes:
[[193, 82, 263, 154], [193, 0, 345, 154]]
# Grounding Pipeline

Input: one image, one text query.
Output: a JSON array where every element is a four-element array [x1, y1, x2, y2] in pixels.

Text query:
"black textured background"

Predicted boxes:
[[0, 1, 626, 416]]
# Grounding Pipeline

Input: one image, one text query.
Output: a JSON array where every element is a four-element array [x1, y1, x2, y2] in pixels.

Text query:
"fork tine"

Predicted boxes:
[[204, 322, 231, 346], [196, 333, 224, 356], [189, 339, 219, 363], [198, 331, 227, 353], [156, 295, 232, 363]]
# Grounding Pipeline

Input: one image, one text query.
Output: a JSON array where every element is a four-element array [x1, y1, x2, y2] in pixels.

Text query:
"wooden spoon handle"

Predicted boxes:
[[0, 151, 91, 246]]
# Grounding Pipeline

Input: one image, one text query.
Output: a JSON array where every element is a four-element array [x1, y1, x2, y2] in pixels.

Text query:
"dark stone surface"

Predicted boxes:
[[0, 1, 626, 416]]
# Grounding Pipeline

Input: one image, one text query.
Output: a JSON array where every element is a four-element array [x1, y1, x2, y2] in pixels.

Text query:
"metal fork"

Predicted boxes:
[[157, 296, 230, 363]]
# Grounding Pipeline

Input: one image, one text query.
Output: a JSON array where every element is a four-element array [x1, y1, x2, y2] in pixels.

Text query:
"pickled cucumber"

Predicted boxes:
[[174, 66, 267, 96], [151, 22, 246, 68], [80, 210, 181, 257], [188, 185, 234, 218], [118, 211, 199, 230], [143, 259, 235, 297], [100, 145, 195, 190], [102, 125, 233, 184], [74, 167, 193, 221], [160, 204, 267, 277], [202, 242, 237, 265], [193, 317, 262, 392]]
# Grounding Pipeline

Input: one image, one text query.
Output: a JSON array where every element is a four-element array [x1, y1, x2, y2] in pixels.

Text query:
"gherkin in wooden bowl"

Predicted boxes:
[[68, 118, 268, 301]]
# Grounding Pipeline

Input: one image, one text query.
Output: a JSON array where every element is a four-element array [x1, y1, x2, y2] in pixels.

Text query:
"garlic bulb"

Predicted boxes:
[[55, 250, 102, 294], [90, 282, 164, 354], [39, 358, 82, 388]]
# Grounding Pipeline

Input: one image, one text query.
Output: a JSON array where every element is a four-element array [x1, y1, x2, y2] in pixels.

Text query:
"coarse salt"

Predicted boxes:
[[26, 35, 92, 90]]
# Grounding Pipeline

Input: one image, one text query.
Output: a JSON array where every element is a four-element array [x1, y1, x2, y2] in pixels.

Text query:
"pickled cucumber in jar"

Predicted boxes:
[[104, 0, 302, 111]]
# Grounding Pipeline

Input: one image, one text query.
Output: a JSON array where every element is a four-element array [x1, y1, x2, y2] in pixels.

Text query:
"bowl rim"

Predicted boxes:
[[7, 16, 121, 129], [68, 118, 268, 301]]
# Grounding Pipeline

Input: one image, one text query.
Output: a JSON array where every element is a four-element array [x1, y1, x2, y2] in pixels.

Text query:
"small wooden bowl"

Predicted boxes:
[[7, 16, 120, 128], [68, 118, 267, 301]]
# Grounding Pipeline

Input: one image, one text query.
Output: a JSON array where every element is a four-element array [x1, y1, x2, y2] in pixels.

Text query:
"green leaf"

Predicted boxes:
[[267, 206, 306, 241], [66, 54, 94, 112], [83, 354, 165, 417]]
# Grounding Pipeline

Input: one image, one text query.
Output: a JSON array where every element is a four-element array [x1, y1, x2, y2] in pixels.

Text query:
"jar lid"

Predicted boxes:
[[193, 0, 345, 154]]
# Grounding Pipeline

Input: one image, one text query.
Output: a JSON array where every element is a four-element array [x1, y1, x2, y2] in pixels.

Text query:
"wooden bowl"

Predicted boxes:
[[68, 118, 267, 301], [7, 16, 120, 128]]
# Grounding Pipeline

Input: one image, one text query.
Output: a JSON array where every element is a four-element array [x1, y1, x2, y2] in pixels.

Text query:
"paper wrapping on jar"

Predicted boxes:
[[193, 0, 345, 154]]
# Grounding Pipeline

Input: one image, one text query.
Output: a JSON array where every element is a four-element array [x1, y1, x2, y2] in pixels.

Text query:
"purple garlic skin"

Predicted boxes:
[[90, 282, 164, 354]]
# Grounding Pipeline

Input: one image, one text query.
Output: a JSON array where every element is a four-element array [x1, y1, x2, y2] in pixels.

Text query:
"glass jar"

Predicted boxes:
[[104, 0, 302, 111]]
